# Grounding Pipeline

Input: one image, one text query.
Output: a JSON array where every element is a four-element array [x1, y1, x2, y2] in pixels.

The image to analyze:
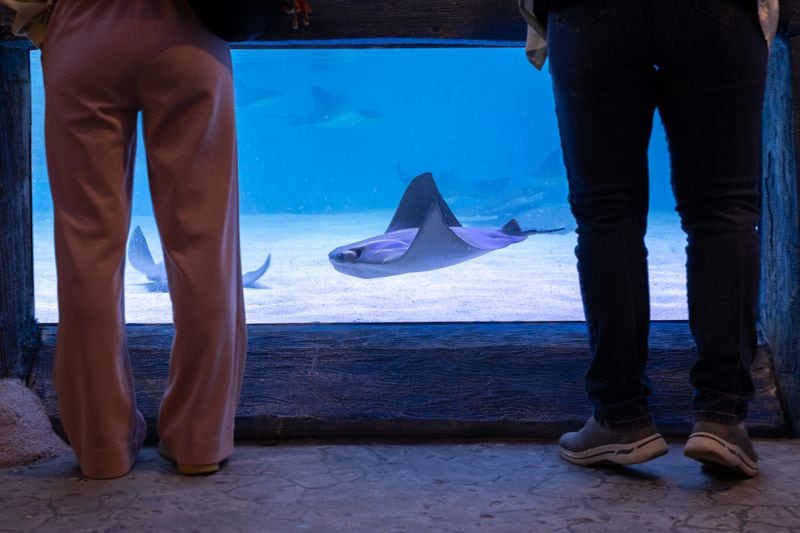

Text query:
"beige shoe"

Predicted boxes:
[[157, 441, 221, 476]]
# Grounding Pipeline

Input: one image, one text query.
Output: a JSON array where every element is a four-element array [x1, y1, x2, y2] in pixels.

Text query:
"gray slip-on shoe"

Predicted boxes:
[[683, 421, 759, 478], [559, 416, 669, 467]]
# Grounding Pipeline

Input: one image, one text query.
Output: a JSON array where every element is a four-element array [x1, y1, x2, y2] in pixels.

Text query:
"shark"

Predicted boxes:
[[328, 173, 564, 279], [281, 86, 383, 128], [128, 226, 271, 292]]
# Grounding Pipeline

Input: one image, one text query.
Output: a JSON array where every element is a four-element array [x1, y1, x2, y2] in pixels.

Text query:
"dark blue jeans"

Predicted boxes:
[[546, 0, 768, 427]]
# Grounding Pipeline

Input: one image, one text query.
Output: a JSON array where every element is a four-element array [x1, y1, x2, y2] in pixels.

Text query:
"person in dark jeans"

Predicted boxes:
[[520, 0, 777, 477]]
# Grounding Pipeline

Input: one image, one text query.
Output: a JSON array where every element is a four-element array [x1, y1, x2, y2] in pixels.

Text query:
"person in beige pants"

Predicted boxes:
[[18, 0, 247, 479]]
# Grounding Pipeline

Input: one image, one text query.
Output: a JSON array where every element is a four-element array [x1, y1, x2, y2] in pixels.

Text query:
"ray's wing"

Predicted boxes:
[[393, 202, 481, 273], [128, 226, 167, 283], [309, 86, 342, 118], [385, 173, 461, 233]]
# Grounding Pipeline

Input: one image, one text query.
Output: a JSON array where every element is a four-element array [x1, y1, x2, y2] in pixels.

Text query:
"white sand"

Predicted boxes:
[[33, 211, 688, 323]]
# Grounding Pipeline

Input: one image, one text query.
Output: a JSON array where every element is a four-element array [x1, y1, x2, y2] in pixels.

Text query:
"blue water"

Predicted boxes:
[[31, 47, 675, 216], [30, 48, 684, 323]]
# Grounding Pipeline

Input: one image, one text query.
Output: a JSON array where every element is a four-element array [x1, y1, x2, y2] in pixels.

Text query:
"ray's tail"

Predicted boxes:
[[243, 254, 271, 287], [501, 219, 565, 236]]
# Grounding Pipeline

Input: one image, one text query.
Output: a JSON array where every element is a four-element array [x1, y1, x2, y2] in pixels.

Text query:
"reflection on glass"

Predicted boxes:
[[31, 48, 686, 323]]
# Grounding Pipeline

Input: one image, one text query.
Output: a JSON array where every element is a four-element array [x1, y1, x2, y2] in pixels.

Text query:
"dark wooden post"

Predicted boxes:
[[0, 9, 37, 381], [0, 37, 37, 381], [760, 2, 800, 433]]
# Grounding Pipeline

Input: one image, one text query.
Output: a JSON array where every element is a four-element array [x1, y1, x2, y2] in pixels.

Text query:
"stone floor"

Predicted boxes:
[[1, 439, 799, 532]]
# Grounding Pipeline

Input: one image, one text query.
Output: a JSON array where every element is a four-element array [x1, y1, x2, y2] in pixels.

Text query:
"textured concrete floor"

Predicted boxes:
[[1, 440, 799, 532]]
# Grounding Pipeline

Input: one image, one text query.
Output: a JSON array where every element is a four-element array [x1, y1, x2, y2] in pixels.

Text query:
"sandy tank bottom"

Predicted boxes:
[[32, 210, 688, 323]]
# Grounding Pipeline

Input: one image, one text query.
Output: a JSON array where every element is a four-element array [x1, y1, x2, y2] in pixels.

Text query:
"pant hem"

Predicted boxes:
[[594, 413, 654, 430], [694, 410, 743, 424]]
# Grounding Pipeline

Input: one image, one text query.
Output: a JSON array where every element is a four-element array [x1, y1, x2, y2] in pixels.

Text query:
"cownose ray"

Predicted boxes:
[[235, 82, 282, 108], [128, 226, 271, 292], [328, 172, 564, 279], [281, 86, 383, 128]]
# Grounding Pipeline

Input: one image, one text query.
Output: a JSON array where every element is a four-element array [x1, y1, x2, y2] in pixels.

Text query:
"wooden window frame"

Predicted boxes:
[[1, 1, 797, 438]]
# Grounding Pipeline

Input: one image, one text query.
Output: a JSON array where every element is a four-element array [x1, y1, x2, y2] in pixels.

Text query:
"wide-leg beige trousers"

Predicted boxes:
[[42, 0, 247, 479]]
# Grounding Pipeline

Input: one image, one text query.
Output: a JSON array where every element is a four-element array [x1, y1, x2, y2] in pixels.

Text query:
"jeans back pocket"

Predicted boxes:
[[553, 0, 609, 32], [692, 0, 752, 28]]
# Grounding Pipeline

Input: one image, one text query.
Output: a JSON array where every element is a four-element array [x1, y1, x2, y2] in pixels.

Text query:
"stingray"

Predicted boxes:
[[128, 226, 271, 292], [235, 81, 282, 108], [536, 147, 567, 178], [328, 173, 563, 279], [281, 86, 383, 128]]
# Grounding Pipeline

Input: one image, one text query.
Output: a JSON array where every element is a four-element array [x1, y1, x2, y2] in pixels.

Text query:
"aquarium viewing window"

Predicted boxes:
[[31, 48, 688, 324]]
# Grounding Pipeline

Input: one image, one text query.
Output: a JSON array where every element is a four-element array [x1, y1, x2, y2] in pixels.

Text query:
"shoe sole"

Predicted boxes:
[[157, 442, 221, 476], [175, 463, 220, 476], [683, 432, 759, 478], [559, 433, 669, 466]]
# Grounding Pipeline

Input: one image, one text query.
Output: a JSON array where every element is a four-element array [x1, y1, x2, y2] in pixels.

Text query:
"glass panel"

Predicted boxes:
[[31, 48, 687, 323]]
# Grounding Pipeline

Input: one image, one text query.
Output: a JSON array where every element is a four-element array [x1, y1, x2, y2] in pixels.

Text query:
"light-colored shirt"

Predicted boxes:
[[518, 0, 781, 70]]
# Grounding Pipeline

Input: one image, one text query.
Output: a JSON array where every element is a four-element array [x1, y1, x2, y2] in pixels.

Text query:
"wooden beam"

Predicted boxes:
[[0, 6, 17, 43], [1, 1, 526, 48], [31, 322, 785, 440], [247, 0, 526, 45], [0, 43, 37, 380]]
